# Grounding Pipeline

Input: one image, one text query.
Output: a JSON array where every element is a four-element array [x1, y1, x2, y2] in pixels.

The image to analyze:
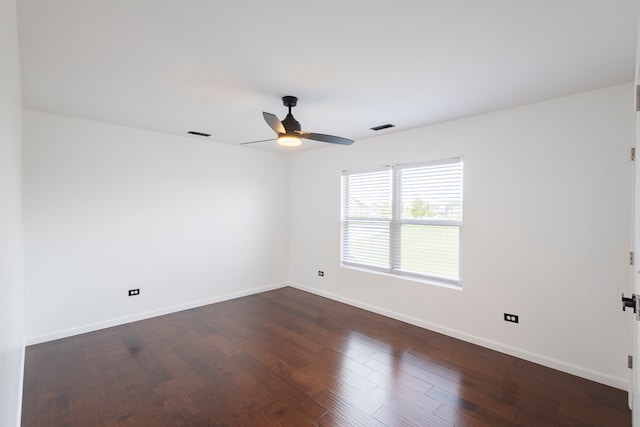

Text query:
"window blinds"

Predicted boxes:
[[394, 159, 463, 284], [342, 168, 392, 270], [342, 158, 463, 286]]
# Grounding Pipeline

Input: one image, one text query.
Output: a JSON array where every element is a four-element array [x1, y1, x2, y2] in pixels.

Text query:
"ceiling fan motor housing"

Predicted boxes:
[[282, 113, 301, 132], [281, 96, 301, 132]]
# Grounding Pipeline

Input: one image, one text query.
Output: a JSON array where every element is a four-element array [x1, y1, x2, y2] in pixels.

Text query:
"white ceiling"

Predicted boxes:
[[17, 0, 639, 152]]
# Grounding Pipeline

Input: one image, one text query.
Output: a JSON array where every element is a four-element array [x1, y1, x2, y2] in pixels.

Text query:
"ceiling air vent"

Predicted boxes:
[[370, 124, 395, 131], [187, 131, 211, 137]]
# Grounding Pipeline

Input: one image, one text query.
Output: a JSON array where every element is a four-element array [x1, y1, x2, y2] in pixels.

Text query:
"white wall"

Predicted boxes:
[[0, 0, 24, 425], [289, 84, 634, 389], [23, 111, 290, 343]]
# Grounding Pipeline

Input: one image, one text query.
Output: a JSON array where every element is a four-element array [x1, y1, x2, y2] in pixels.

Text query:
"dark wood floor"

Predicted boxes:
[[22, 286, 631, 426]]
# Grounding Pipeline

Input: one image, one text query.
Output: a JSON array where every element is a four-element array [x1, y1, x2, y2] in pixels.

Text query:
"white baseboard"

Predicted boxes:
[[25, 282, 288, 345], [289, 282, 629, 391]]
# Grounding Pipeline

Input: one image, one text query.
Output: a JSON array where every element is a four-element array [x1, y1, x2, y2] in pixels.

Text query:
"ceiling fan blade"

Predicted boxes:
[[301, 132, 354, 145], [263, 112, 285, 134], [240, 138, 277, 145]]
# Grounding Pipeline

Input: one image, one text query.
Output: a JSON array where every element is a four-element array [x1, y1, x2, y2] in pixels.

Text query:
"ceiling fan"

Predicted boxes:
[[241, 96, 355, 147]]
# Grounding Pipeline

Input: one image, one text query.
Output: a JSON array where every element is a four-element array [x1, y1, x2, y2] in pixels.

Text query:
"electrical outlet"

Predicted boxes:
[[128, 289, 140, 296], [504, 313, 519, 323], [318, 271, 324, 277]]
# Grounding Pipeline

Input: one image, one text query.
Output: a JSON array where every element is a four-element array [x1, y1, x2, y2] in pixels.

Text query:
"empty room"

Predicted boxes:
[[3, 0, 640, 426]]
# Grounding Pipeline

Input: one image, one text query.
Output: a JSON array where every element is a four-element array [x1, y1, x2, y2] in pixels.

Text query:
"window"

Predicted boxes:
[[341, 157, 463, 286]]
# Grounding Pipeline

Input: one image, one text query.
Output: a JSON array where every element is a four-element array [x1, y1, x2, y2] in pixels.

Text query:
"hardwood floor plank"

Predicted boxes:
[[267, 357, 328, 396], [91, 363, 133, 420], [205, 333, 243, 357], [22, 287, 631, 426], [229, 351, 295, 405], [120, 337, 173, 388], [312, 388, 387, 427], [297, 349, 378, 396], [150, 381, 202, 425], [68, 394, 105, 427], [373, 400, 454, 427], [433, 401, 515, 427], [36, 390, 70, 427], [317, 411, 357, 427], [263, 320, 326, 354], [20, 381, 38, 427], [427, 385, 519, 424], [31, 342, 66, 396], [189, 384, 260, 425], [147, 343, 209, 394], [59, 340, 95, 401], [556, 396, 632, 427], [21, 348, 39, 427], [263, 393, 327, 427], [366, 365, 433, 394]]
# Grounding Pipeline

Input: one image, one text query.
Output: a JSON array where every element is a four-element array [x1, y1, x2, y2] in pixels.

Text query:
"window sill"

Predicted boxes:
[[340, 263, 462, 290]]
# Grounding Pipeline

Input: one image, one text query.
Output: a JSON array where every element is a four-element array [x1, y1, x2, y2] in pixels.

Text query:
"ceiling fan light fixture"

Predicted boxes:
[[277, 134, 302, 147]]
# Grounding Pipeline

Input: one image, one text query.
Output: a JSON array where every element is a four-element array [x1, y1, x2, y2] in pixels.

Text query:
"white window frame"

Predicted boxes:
[[341, 157, 463, 287]]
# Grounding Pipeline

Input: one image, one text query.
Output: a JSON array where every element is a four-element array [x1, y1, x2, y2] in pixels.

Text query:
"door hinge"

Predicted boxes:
[[631, 252, 635, 266], [636, 85, 640, 111], [632, 147, 636, 161], [629, 355, 633, 369], [622, 293, 640, 320]]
